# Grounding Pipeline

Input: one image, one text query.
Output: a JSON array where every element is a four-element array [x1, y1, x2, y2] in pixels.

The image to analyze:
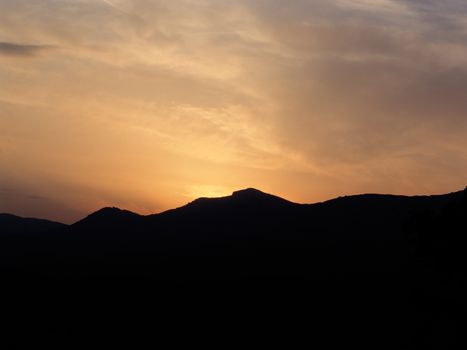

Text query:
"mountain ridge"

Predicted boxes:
[[2, 187, 465, 228], [46, 186, 466, 241], [1, 187, 466, 348], [0, 213, 67, 236]]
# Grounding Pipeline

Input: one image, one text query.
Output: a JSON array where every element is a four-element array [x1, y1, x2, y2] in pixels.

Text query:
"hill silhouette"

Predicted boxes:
[[63, 187, 463, 241], [0, 213, 66, 236], [1, 187, 466, 349]]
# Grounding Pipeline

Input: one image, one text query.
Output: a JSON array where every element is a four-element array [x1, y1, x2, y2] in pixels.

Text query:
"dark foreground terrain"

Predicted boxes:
[[1, 188, 466, 349]]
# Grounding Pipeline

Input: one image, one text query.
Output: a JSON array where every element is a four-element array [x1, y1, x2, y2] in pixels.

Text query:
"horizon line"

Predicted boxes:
[[2, 186, 465, 225]]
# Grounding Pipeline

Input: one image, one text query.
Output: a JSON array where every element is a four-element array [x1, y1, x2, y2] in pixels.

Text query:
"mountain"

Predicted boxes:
[[67, 187, 464, 241], [2, 186, 458, 282], [158, 187, 299, 217], [1, 187, 466, 349], [0, 213, 66, 236], [71, 207, 143, 233]]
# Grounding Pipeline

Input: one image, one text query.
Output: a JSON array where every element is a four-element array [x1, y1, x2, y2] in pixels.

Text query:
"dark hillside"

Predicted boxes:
[[1, 188, 466, 349]]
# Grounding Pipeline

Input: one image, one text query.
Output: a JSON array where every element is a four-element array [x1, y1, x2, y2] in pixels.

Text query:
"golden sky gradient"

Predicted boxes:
[[1, 0, 467, 223]]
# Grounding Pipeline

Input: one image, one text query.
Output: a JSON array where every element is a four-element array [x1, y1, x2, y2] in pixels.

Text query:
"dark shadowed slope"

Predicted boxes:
[[144, 188, 305, 239], [40, 187, 463, 278], [0, 213, 66, 236], [70, 207, 144, 236], [158, 188, 299, 217], [2, 188, 463, 241], [310, 190, 465, 239], [65, 187, 465, 241], [1, 187, 466, 349]]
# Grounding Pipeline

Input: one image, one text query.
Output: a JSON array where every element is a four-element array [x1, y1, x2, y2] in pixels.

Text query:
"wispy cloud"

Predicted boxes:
[[100, 0, 136, 16]]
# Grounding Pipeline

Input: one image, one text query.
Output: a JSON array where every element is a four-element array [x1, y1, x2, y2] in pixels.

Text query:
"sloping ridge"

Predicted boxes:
[[231, 188, 294, 204], [4, 187, 465, 238], [71, 207, 142, 230], [157, 188, 299, 218], [0, 213, 66, 236]]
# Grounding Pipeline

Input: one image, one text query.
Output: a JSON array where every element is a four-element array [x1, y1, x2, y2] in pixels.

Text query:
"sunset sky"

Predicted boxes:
[[1, 0, 467, 223]]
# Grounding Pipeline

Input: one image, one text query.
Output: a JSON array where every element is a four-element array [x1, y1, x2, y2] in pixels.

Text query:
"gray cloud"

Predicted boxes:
[[0, 42, 52, 57]]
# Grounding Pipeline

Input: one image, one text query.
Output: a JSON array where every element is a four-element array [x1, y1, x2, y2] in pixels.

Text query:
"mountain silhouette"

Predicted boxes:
[[0, 213, 66, 236], [1, 187, 466, 349], [66, 187, 463, 241], [71, 207, 143, 232]]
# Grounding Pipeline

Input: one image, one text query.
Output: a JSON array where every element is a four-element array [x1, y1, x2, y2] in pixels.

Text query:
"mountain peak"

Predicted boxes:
[[232, 188, 267, 198], [72, 207, 141, 228], [175, 188, 296, 214], [93, 207, 126, 215], [230, 188, 295, 206]]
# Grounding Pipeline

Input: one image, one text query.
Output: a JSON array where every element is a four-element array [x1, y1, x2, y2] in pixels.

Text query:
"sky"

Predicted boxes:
[[1, 0, 467, 223]]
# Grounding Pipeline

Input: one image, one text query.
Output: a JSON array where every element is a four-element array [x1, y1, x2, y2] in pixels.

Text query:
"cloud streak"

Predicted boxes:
[[0, 42, 53, 57]]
